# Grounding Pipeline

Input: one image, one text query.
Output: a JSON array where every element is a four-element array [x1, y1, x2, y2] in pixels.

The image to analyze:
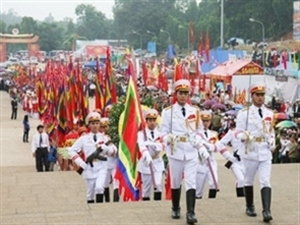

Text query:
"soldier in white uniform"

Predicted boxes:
[[235, 83, 275, 222], [161, 79, 208, 225], [137, 109, 165, 201], [68, 112, 116, 204], [218, 120, 245, 197], [100, 117, 119, 202], [195, 111, 220, 199]]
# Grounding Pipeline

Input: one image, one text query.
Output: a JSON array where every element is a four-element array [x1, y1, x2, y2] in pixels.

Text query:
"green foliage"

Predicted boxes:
[[107, 97, 126, 146]]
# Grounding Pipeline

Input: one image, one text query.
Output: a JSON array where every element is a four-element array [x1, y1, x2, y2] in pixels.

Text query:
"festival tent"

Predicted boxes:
[[207, 59, 264, 103], [200, 49, 247, 73]]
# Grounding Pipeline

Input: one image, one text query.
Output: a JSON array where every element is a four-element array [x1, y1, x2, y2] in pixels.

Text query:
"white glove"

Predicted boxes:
[[190, 134, 202, 148], [237, 132, 248, 141], [198, 147, 210, 160], [203, 142, 216, 152], [142, 150, 152, 166], [163, 134, 177, 145], [100, 144, 112, 154], [268, 138, 276, 152]]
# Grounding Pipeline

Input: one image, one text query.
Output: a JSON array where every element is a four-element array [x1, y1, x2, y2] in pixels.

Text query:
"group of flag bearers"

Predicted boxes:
[[68, 78, 274, 225]]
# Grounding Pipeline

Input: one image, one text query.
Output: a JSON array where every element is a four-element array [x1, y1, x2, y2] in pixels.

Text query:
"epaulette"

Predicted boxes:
[[163, 106, 172, 111], [241, 107, 249, 111]]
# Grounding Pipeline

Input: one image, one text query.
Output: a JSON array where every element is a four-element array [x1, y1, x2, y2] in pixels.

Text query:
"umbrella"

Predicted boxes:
[[232, 104, 244, 110], [274, 113, 289, 120], [212, 103, 226, 110], [204, 99, 217, 106], [275, 121, 297, 129], [226, 109, 237, 116]]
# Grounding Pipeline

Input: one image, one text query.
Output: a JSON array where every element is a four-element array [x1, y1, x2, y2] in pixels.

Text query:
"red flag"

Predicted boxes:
[[189, 21, 195, 44], [198, 32, 204, 57], [205, 31, 210, 62]]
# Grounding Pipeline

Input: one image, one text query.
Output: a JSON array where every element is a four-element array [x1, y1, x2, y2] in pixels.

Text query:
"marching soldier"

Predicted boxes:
[[137, 109, 164, 201], [195, 111, 219, 199], [218, 119, 245, 197], [235, 83, 275, 222], [100, 117, 120, 202], [161, 79, 208, 225], [68, 112, 116, 204]]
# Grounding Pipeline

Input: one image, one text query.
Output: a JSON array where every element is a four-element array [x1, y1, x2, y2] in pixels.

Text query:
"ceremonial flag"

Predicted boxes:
[[115, 59, 144, 201], [189, 21, 195, 44], [205, 31, 210, 62]]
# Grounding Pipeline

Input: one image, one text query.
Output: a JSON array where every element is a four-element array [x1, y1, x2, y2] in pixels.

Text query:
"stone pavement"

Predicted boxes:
[[1, 91, 300, 225]]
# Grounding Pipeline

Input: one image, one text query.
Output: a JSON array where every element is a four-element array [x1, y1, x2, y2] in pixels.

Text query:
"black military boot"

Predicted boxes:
[[113, 189, 119, 202], [104, 187, 110, 202], [244, 186, 257, 217], [142, 197, 150, 201], [261, 187, 273, 222], [186, 189, 198, 225], [154, 192, 162, 200], [95, 194, 103, 203], [87, 200, 94, 204], [236, 187, 245, 197], [171, 188, 181, 219], [208, 189, 217, 198]]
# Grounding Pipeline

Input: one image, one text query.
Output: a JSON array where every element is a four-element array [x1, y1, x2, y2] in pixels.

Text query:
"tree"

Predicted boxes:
[[75, 4, 109, 40], [20, 17, 38, 34], [0, 20, 7, 33], [63, 33, 87, 51], [37, 22, 64, 51]]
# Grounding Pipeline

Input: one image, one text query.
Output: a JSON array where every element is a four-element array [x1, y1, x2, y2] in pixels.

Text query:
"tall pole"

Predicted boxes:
[[132, 30, 142, 49], [220, 0, 224, 48], [179, 25, 189, 53], [249, 18, 265, 71]]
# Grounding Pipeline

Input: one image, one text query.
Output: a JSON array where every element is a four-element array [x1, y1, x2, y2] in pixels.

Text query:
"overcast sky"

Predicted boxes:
[[1, 0, 115, 21]]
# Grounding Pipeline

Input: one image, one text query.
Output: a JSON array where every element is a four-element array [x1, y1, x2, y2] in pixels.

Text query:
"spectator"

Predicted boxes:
[[31, 124, 50, 172], [11, 96, 18, 120], [287, 136, 298, 163], [22, 115, 30, 142], [48, 139, 57, 171]]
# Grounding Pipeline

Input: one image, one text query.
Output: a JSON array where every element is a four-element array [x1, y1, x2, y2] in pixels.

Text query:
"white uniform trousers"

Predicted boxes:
[[231, 160, 245, 188], [141, 171, 163, 198], [84, 170, 107, 201], [104, 168, 120, 190], [243, 158, 271, 188], [169, 157, 198, 190], [196, 159, 218, 198]]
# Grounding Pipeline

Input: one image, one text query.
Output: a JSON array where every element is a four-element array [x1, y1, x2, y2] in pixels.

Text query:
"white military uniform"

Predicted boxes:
[[137, 127, 164, 198], [68, 112, 115, 202], [236, 104, 274, 188], [103, 134, 119, 190], [161, 102, 202, 190], [101, 117, 119, 194], [196, 128, 219, 198], [219, 128, 245, 188]]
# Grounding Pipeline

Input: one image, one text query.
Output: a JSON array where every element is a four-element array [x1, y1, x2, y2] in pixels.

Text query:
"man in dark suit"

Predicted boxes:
[[293, 100, 300, 118], [11, 97, 18, 120]]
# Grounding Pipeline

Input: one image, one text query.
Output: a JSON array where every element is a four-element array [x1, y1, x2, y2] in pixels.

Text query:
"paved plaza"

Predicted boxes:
[[0, 92, 299, 225]]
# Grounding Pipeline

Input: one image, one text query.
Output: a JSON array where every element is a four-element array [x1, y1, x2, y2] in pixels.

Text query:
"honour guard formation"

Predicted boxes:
[[1, 3, 300, 224]]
